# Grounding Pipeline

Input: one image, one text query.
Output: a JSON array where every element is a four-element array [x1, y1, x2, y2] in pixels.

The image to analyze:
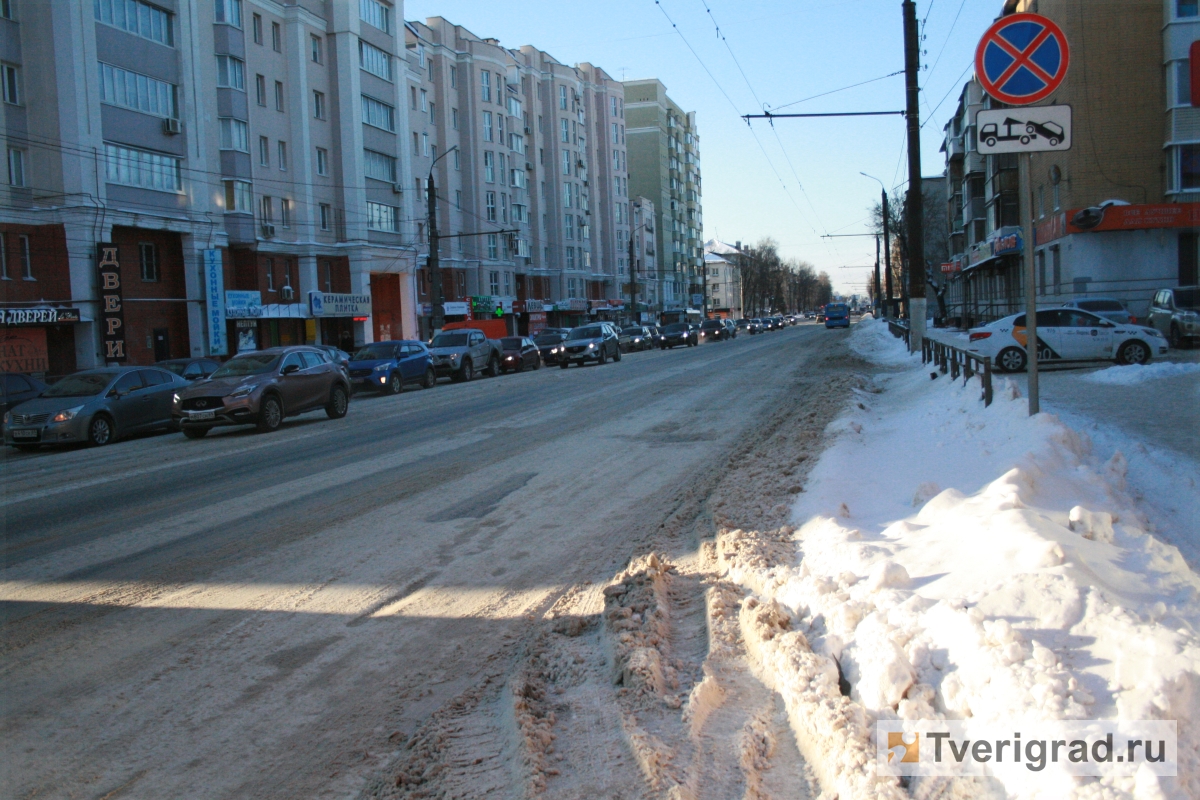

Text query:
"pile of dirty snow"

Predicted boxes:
[[1084, 361, 1200, 386], [846, 318, 919, 367], [720, 319, 1200, 798]]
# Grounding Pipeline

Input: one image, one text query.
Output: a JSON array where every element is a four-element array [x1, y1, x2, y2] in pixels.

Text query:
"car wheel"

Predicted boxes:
[[533, 355, 542, 370], [516, 358, 525, 373], [257, 394, 283, 432], [13, 444, 40, 453], [486, 355, 500, 377], [598, 348, 608, 365], [996, 346, 1027, 373], [422, 367, 436, 389], [1169, 324, 1183, 349], [183, 426, 210, 439], [613, 345, 622, 362], [87, 413, 115, 446], [460, 360, 474, 382], [384, 372, 403, 395], [1116, 340, 1150, 366], [326, 384, 350, 419]]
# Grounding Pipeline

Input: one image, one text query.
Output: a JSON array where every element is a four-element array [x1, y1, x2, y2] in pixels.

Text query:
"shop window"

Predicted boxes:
[[139, 242, 158, 281], [489, 271, 500, 295]]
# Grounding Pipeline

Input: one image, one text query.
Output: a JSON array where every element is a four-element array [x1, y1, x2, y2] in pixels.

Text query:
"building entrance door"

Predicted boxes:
[[152, 328, 170, 362]]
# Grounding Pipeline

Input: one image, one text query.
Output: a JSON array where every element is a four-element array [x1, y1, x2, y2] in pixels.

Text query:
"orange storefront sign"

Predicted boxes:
[[1065, 203, 1200, 234], [0, 327, 49, 373]]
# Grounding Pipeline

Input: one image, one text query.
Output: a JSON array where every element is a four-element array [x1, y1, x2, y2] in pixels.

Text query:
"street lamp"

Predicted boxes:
[[427, 145, 459, 336], [861, 172, 893, 320]]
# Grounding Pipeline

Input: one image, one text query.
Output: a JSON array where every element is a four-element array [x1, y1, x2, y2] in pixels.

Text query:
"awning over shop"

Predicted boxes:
[[1, 307, 89, 325]]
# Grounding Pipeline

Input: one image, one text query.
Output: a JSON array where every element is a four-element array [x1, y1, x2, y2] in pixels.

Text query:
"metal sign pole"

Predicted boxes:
[[1020, 151, 1039, 415]]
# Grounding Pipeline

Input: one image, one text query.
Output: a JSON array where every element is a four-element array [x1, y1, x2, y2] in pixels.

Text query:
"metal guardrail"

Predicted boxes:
[[922, 337, 994, 407], [886, 318, 910, 349]]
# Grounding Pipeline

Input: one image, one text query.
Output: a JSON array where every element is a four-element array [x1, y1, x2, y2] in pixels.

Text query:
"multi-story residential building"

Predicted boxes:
[[702, 239, 744, 319], [623, 79, 703, 322], [402, 19, 630, 334], [939, 0, 1175, 327], [0, 0, 421, 377], [621, 196, 657, 319]]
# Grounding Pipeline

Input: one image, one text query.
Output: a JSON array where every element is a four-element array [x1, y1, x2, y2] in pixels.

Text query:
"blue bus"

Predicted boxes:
[[823, 303, 850, 328]]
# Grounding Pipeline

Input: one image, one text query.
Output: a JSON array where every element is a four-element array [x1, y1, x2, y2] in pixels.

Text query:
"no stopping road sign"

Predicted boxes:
[[975, 13, 1069, 106]]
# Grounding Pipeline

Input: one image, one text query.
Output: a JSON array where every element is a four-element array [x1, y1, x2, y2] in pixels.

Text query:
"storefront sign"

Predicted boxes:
[[226, 291, 263, 318], [940, 261, 961, 274], [442, 301, 470, 316], [235, 318, 258, 352], [527, 311, 547, 335], [309, 291, 371, 318], [524, 300, 546, 313], [1065, 202, 1200, 234], [992, 230, 1022, 257], [1036, 212, 1066, 245], [0, 307, 82, 325], [0, 327, 48, 373], [203, 249, 227, 356], [97, 242, 126, 361], [555, 298, 588, 312]]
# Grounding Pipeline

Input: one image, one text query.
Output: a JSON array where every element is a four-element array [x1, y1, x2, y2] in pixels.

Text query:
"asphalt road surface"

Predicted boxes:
[[1, 324, 845, 799]]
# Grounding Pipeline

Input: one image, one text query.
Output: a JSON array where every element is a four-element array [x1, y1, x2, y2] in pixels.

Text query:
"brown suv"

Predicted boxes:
[[173, 346, 350, 438]]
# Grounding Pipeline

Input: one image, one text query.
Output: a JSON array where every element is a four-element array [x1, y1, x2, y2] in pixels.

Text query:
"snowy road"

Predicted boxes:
[[1, 324, 848, 799]]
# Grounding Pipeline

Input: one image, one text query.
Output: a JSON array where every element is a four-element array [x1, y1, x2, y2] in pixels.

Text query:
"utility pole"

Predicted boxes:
[[426, 146, 458, 337], [882, 189, 893, 317], [628, 226, 637, 325], [902, 0, 926, 350], [875, 235, 882, 318]]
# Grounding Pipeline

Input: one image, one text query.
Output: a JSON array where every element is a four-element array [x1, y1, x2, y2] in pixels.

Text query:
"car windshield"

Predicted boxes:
[[211, 354, 280, 378], [1079, 300, 1124, 312], [567, 327, 604, 340], [621, 328, 643, 335], [353, 344, 397, 360], [158, 362, 187, 375], [1175, 288, 1200, 310], [430, 333, 470, 348], [664, 323, 689, 332], [534, 334, 564, 345], [500, 337, 525, 348], [42, 372, 116, 397], [701, 321, 721, 328]]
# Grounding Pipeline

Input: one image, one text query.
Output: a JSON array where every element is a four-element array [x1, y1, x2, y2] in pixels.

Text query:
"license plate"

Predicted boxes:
[[190, 410, 215, 421], [12, 429, 38, 439]]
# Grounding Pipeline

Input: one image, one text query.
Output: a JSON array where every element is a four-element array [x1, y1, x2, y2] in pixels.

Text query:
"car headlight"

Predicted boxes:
[[373, 363, 388, 371], [550, 347, 560, 354], [587, 343, 596, 349], [51, 405, 84, 424], [229, 384, 253, 399], [2, 411, 9, 425], [172, 393, 181, 404]]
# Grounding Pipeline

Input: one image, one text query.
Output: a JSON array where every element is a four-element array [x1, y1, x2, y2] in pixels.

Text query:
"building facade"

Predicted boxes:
[[939, 0, 1182, 328], [702, 239, 743, 319], [622, 79, 703, 321]]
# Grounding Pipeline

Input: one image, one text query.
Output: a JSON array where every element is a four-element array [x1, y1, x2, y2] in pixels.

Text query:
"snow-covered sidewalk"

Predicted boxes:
[[717, 319, 1200, 798]]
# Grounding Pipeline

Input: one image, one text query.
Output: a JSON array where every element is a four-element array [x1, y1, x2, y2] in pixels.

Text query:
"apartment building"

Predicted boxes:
[[0, 0, 423, 376], [702, 239, 744, 320], [939, 0, 1178, 327], [623, 79, 703, 322], [622, 196, 657, 319]]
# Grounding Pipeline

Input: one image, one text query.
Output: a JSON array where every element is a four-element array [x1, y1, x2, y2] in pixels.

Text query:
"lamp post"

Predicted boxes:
[[861, 172, 893, 320], [426, 145, 458, 336]]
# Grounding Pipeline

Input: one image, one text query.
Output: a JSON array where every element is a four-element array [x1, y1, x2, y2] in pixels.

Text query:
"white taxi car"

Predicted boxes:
[[967, 308, 1168, 373]]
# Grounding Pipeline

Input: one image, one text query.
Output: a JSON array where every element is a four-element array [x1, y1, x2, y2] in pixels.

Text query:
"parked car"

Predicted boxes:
[[6, 366, 186, 450], [700, 318, 729, 342], [1147, 286, 1200, 348], [347, 340, 435, 394], [428, 328, 502, 382], [1061, 298, 1135, 326], [498, 337, 543, 372], [540, 327, 572, 338], [313, 345, 352, 371], [2, 372, 47, 419], [646, 325, 666, 347], [620, 326, 653, 352], [173, 346, 350, 438], [736, 318, 753, 334], [559, 324, 622, 367], [156, 358, 222, 381], [966, 308, 1168, 372], [824, 304, 850, 329], [660, 322, 697, 349], [534, 331, 569, 365]]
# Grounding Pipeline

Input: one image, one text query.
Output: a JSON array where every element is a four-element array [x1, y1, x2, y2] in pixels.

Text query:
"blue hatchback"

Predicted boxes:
[[824, 303, 850, 328], [347, 340, 435, 395]]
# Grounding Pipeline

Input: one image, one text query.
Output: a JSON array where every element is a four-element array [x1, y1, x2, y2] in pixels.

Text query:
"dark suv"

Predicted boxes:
[[660, 322, 697, 348], [173, 346, 350, 438]]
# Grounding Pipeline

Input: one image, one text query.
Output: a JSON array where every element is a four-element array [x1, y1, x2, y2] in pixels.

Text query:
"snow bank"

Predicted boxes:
[[847, 318, 920, 367], [1084, 361, 1200, 386], [720, 320, 1200, 798]]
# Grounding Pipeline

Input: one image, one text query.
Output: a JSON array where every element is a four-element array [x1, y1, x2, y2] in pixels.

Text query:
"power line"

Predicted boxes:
[[766, 71, 905, 113], [926, 0, 968, 79], [921, 59, 973, 130]]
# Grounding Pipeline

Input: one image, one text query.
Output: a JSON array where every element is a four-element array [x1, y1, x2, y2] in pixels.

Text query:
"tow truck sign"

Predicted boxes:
[[976, 105, 1071, 155]]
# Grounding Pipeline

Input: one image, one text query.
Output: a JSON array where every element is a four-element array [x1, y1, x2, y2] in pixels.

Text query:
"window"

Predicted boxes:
[[215, 0, 242, 28], [488, 270, 500, 294], [507, 96, 522, 118], [322, 261, 333, 292], [275, 81, 284, 111], [610, 96, 617, 117], [511, 168, 526, 189], [215, 55, 244, 90], [558, 85, 567, 110], [18, 234, 30, 279], [450, 65, 457, 87], [319, 203, 331, 230], [486, 191, 496, 221], [420, 89, 428, 112], [364, 148, 397, 182], [560, 118, 569, 143], [1173, 60, 1192, 108], [483, 111, 493, 141], [139, 242, 158, 281], [311, 34, 323, 63], [252, 12, 262, 43], [258, 136, 269, 166], [563, 180, 571, 208], [255, 74, 266, 105], [566, 248, 575, 270], [359, 0, 390, 33], [1, 63, 18, 105], [265, 258, 275, 291], [501, 193, 508, 223], [1178, 0, 1198, 17], [105, 143, 181, 191], [481, 69, 491, 102], [95, 0, 174, 45], [451, 108, 459, 129], [422, 133, 429, 156], [565, 213, 574, 239], [453, 149, 460, 170], [313, 90, 325, 118], [361, 94, 395, 131], [455, 189, 462, 209], [6, 147, 23, 186], [260, 195, 274, 223], [359, 40, 392, 80], [271, 21, 281, 52], [218, 117, 249, 151], [484, 151, 495, 183], [1174, 144, 1200, 193], [367, 201, 399, 232], [224, 179, 252, 211], [277, 141, 287, 170], [316, 147, 328, 175], [0, 232, 5, 279], [562, 149, 571, 176], [487, 235, 498, 260], [99, 63, 177, 117], [281, 198, 291, 227]]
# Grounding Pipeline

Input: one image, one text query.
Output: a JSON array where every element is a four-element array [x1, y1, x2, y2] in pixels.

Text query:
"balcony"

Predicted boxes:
[[945, 135, 965, 160]]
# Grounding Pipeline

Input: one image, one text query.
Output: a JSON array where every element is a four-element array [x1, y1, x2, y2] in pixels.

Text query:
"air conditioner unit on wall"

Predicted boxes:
[[393, 183, 404, 194], [280, 285, 294, 301], [261, 224, 275, 238], [162, 117, 181, 135]]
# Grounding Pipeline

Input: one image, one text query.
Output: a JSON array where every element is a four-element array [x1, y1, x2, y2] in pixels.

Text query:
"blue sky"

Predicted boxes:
[[404, 0, 1002, 294]]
